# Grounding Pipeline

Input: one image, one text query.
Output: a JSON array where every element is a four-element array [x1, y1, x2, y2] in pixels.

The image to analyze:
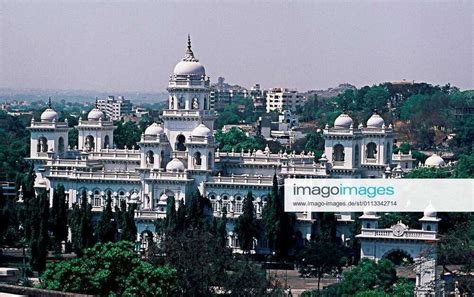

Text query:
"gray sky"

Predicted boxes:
[[1, 0, 472, 92]]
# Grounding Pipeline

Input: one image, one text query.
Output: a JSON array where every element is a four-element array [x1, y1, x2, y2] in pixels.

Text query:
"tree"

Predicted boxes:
[[22, 164, 36, 242], [165, 196, 177, 229], [0, 188, 6, 244], [185, 189, 211, 230], [215, 127, 265, 153], [40, 241, 178, 296], [95, 192, 117, 243], [217, 206, 228, 248], [113, 119, 142, 149], [453, 154, 474, 178], [329, 258, 398, 295], [362, 86, 390, 113], [50, 185, 68, 251], [119, 200, 138, 242], [69, 191, 94, 255], [262, 175, 294, 259], [296, 240, 343, 292], [451, 116, 474, 155], [30, 190, 49, 273], [234, 191, 258, 253]]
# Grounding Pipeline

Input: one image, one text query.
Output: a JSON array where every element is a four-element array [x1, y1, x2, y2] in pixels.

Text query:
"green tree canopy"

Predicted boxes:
[[40, 241, 177, 296]]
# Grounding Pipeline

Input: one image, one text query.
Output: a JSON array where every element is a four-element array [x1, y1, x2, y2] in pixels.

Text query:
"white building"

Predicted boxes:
[[97, 96, 133, 121], [28, 37, 412, 251], [266, 88, 304, 113]]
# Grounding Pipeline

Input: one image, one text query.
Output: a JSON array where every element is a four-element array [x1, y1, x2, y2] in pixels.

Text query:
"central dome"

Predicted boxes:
[[173, 35, 205, 77], [173, 61, 205, 76]]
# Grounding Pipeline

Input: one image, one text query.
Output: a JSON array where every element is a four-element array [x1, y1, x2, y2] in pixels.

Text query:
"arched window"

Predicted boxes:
[[176, 134, 186, 151], [209, 194, 217, 212], [426, 225, 431, 231], [366, 142, 377, 159], [222, 195, 230, 212], [235, 196, 243, 213], [58, 137, 65, 153], [366, 223, 371, 229], [93, 190, 101, 207], [354, 144, 360, 166], [104, 135, 110, 149], [146, 151, 154, 166], [333, 144, 345, 162], [193, 151, 202, 166], [85, 135, 95, 152], [38, 136, 48, 152]]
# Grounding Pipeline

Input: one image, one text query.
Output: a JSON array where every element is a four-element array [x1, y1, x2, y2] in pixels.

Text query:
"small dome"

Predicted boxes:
[[40, 108, 59, 122], [334, 113, 353, 128], [191, 124, 212, 137], [88, 108, 104, 121], [425, 154, 445, 167], [424, 204, 437, 218], [367, 113, 385, 128], [166, 158, 185, 172], [173, 61, 205, 76], [145, 123, 164, 136], [130, 192, 139, 200]]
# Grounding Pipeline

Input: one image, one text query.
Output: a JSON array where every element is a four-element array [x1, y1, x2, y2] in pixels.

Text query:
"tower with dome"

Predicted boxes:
[[28, 36, 416, 252]]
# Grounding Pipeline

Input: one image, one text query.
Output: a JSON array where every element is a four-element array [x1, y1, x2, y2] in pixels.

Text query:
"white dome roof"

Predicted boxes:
[[425, 154, 445, 167], [424, 204, 437, 218], [145, 123, 164, 136], [191, 124, 212, 137], [367, 113, 385, 128], [87, 108, 104, 121], [173, 61, 205, 76], [166, 158, 185, 172], [334, 113, 353, 128], [41, 108, 59, 122]]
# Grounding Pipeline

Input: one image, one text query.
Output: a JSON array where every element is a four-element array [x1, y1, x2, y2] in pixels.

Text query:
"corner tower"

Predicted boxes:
[[163, 35, 216, 152]]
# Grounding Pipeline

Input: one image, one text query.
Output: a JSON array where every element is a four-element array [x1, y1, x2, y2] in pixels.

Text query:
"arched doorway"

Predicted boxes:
[[58, 137, 65, 154], [104, 135, 110, 149], [37, 136, 48, 152], [333, 144, 345, 162], [146, 151, 154, 167], [176, 134, 186, 151], [366, 142, 377, 159], [193, 151, 202, 166], [85, 135, 95, 152]]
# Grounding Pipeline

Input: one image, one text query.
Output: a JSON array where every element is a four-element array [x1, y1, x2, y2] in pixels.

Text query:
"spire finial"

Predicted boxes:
[[183, 34, 198, 62], [48, 97, 52, 108], [95, 97, 98, 108]]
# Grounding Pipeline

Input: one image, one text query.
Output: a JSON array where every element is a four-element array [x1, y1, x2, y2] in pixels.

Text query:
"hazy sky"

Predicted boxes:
[[1, 1, 472, 92]]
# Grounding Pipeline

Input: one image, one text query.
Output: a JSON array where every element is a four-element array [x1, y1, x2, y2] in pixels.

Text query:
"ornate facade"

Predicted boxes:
[[28, 37, 413, 249]]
